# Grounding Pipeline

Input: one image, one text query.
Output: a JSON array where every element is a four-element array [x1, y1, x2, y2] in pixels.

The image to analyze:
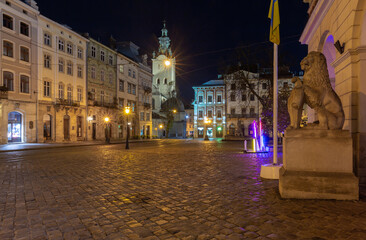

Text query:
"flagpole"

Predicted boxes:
[[273, 43, 278, 165]]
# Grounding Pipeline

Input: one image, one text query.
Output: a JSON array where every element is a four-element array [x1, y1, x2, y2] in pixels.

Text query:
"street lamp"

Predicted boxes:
[[172, 109, 177, 114], [204, 117, 211, 141], [104, 117, 110, 144], [125, 107, 131, 149], [164, 59, 171, 66]]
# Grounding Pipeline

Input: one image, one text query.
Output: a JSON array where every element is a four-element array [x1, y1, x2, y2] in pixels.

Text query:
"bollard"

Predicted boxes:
[[244, 140, 247, 152]]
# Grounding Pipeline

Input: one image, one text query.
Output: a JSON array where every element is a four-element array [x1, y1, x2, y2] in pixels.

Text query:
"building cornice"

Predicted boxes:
[[332, 46, 366, 68], [300, 0, 335, 44]]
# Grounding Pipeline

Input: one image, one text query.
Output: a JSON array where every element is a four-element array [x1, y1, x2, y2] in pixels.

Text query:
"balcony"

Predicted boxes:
[[144, 86, 152, 94], [0, 87, 8, 99], [144, 103, 151, 109], [227, 113, 258, 119], [55, 98, 80, 107], [90, 100, 118, 109]]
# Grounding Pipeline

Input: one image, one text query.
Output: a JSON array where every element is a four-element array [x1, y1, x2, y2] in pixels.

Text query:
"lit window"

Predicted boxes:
[[20, 46, 29, 62], [20, 75, 29, 93], [20, 22, 29, 36], [119, 65, 124, 73], [3, 41, 13, 57]]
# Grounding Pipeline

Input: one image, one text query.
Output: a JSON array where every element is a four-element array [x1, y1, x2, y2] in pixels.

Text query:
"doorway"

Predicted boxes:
[[92, 123, 97, 140], [43, 114, 52, 140], [8, 112, 22, 143], [64, 115, 70, 140]]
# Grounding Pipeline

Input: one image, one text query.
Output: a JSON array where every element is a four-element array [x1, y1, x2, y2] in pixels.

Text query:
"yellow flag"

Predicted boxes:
[[268, 0, 280, 45]]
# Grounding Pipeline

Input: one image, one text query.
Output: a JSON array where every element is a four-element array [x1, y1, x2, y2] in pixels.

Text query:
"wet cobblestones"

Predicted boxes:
[[0, 140, 365, 239]]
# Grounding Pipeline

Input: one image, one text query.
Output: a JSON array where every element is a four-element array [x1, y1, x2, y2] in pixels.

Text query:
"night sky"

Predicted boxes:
[[35, 0, 309, 103]]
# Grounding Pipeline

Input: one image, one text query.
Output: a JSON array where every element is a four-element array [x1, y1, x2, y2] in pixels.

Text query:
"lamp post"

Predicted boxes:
[[124, 107, 130, 149], [104, 117, 110, 144]]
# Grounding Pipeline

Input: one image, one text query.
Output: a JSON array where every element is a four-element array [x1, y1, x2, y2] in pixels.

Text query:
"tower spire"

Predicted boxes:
[[158, 20, 171, 56]]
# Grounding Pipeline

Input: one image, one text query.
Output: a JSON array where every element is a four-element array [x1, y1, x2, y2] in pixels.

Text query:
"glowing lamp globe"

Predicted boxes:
[[164, 60, 171, 66]]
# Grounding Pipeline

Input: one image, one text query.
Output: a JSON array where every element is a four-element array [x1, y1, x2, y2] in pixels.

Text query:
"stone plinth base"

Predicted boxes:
[[260, 164, 282, 179], [279, 168, 359, 200], [279, 129, 359, 200]]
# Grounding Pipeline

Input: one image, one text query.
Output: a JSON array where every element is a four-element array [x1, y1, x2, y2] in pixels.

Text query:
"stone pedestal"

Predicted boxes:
[[279, 129, 359, 200]]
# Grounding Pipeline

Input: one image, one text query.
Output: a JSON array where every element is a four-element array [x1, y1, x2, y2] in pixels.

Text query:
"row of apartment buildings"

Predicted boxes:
[[192, 70, 297, 139], [0, 0, 152, 144]]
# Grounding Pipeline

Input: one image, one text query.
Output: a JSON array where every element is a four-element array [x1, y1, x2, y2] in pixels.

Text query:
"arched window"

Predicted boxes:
[[157, 78, 160, 85], [164, 78, 167, 84], [3, 71, 14, 91]]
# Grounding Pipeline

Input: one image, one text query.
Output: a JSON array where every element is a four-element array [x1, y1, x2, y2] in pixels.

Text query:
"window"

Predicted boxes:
[[91, 46, 96, 58], [119, 65, 124, 73], [250, 94, 255, 101], [198, 110, 203, 118], [164, 78, 167, 84], [119, 98, 124, 108], [44, 33, 51, 46], [128, 83, 132, 94], [90, 88, 95, 100], [20, 46, 29, 62], [67, 86, 72, 101], [132, 84, 136, 95], [217, 95, 222, 103], [109, 55, 113, 65], [242, 94, 247, 101], [133, 71, 136, 78], [3, 71, 13, 91], [262, 83, 267, 89], [230, 93, 235, 101], [119, 79, 124, 92], [3, 14, 13, 30], [157, 78, 160, 84], [77, 88, 82, 102], [100, 51, 105, 61], [20, 22, 29, 36], [250, 108, 255, 115], [283, 82, 288, 88], [208, 110, 212, 118], [43, 81, 51, 97], [146, 113, 150, 121], [77, 48, 83, 59], [128, 69, 131, 77], [58, 39, 64, 51], [67, 43, 73, 55], [101, 91, 105, 104], [217, 110, 222, 118], [242, 108, 246, 114], [44, 54, 51, 69], [58, 59, 64, 72], [100, 70, 104, 81], [132, 101, 136, 112], [3, 41, 13, 57], [152, 98, 155, 109], [198, 96, 203, 103], [140, 112, 145, 121], [77, 66, 82, 78], [207, 95, 213, 103], [109, 72, 113, 83], [67, 62, 73, 75], [58, 83, 64, 99], [231, 83, 236, 90], [77, 116, 82, 137], [231, 108, 236, 114], [20, 75, 29, 93], [91, 66, 96, 79]]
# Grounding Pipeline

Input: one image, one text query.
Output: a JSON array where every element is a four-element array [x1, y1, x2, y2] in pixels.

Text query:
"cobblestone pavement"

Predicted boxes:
[[0, 139, 365, 240]]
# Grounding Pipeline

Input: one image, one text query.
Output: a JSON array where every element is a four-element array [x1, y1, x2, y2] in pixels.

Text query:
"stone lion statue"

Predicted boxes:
[[298, 51, 345, 130], [287, 76, 304, 129]]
